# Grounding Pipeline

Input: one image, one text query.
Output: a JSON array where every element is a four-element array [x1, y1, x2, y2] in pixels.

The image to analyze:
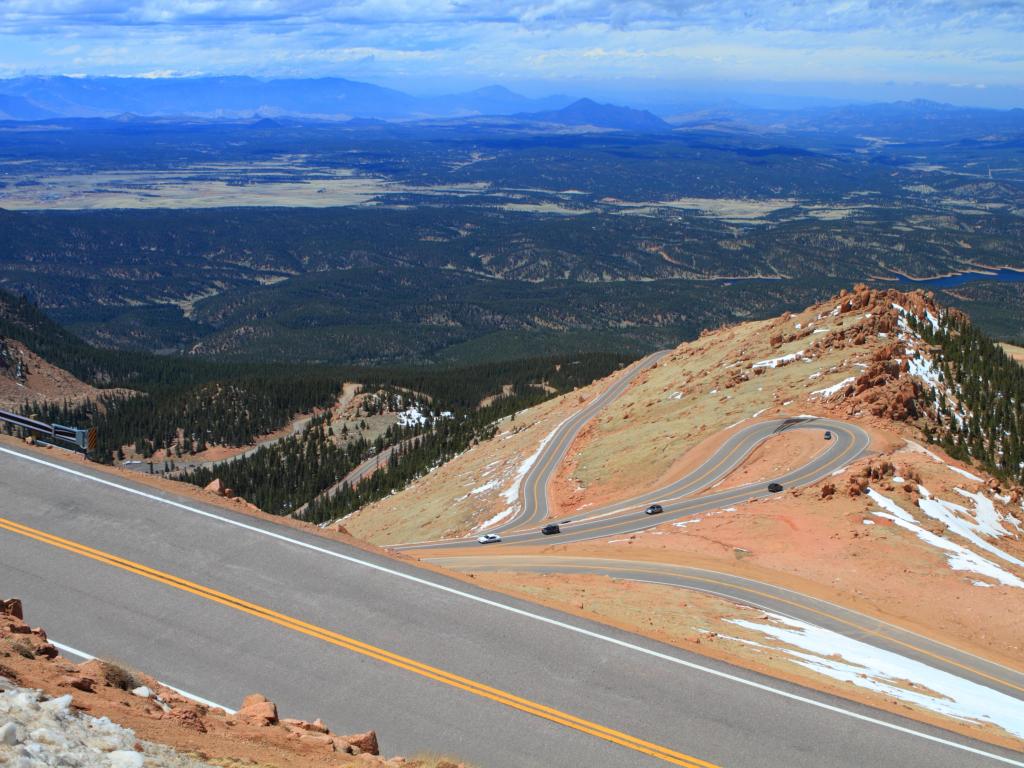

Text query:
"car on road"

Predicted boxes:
[[768, 482, 784, 493], [644, 504, 664, 515], [824, 430, 832, 440], [477, 533, 502, 544], [541, 523, 561, 535]]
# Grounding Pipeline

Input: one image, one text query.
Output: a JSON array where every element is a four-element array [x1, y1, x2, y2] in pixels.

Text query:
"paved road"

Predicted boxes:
[[487, 350, 670, 535], [2, 443, 1022, 767], [429, 554, 1024, 703], [400, 416, 870, 550], [382, 353, 1024, 759]]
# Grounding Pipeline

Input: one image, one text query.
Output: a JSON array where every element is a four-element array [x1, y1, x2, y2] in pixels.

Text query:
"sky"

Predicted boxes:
[[1, 1, 1023, 108]]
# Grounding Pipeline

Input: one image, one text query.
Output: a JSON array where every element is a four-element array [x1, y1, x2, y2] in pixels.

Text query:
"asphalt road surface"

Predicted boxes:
[[430, 554, 1024, 703], [400, 416, 871, 550], [1, 443, 1023, 767]]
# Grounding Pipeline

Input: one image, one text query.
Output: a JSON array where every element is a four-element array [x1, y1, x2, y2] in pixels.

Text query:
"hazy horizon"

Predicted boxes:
[[2, 1, 1023, 110]]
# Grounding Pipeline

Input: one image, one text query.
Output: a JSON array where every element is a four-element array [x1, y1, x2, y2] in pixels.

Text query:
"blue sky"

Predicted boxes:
[[1, 1, 1023, 107]]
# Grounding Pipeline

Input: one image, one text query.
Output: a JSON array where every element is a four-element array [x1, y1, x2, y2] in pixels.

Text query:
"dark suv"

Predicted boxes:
[[768, 482, 784, 493], [541, 523, 561, 535], [644, 504, 664, 515]]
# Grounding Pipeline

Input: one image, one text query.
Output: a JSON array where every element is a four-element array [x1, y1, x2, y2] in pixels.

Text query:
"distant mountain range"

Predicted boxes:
[[0, 76, 573, 122], [668, 98, 1024, 142], [1, 76, 1022, 141], [517, 98, 671, 132]]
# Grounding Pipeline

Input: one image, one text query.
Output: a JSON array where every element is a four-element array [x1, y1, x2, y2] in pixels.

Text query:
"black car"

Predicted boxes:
[[824, 430, 833, 440], [541, 523, 561, 535], [768, 482, 784, 493], [644, 504, 664, 515]]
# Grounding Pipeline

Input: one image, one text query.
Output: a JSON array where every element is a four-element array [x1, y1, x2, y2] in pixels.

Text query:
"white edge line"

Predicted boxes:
[[48, 639, 236, 713], [2, 444, 1022, 766]]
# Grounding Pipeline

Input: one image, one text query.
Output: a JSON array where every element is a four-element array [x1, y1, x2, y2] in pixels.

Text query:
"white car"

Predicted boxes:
[[477, 533, 502, 544]]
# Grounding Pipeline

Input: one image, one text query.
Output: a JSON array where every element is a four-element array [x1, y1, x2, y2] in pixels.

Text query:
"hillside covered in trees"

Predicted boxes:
[[912, 311, 1024, 484]]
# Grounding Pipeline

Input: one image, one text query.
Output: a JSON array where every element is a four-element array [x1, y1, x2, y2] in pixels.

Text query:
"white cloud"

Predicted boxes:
[[0, 0, 1022, 94]]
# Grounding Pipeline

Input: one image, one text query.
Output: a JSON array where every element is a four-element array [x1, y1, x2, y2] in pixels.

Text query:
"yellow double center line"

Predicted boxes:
[[0, 514, 720, 768]]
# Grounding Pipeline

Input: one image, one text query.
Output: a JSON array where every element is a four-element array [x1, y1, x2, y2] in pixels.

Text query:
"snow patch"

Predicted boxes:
[[396, 407, 428, 427], [753, 350, 805, 369], [476, 415, 571, 532], [946, 464, 983, 483], [810, 376, 856, 398], [726, 613, 1024, 739], [867, 488, 1024, 588], [469, 478, 502, 496], [907, 353, 942, 388]]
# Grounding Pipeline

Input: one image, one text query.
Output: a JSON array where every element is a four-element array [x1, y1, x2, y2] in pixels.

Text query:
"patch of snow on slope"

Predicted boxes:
[[475, 415, 571, 532], [810, 376, 855, 398], [918, 488, 1024, 570], [753, 350, 805, 369], [903, 439, 944, 462], [866, 489, 1024, 587], [954, 488, 1023, 536], [946, 464, 983, 483], [907, 353, 942, 388], [473, 506, 516, 531], [396, 406, 428, 427], [470, 478, 502, 496], [865, 488, 915, 522], [725, 613, 1024, 739]]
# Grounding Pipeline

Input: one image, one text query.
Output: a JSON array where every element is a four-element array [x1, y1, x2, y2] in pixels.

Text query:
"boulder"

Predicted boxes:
[[238, 693, 278, 726], [64, 676, 95, 692], [1, 598, 23, 620], [342, 730, 379, 756], [169, 705, 208, 733], [204, 478, 226, 496]]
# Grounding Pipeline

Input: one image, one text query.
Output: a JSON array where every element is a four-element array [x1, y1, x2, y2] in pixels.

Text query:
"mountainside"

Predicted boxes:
[[345, 286, 1024, 748], [0, 335, 129, 410]]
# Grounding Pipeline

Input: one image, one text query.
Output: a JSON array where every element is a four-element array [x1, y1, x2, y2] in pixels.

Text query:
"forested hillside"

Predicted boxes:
[[913, 311, 1024, 483], [1, 286, 628, 518]]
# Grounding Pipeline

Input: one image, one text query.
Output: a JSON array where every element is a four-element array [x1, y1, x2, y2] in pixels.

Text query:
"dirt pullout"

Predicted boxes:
[[0, 599, 470, 768], [466, 571, 1023, 752], [0, 337, 133, 411]]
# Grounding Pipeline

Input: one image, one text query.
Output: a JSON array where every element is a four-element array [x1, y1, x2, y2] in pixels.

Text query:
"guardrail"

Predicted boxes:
[[0, 408, 96, 453]]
